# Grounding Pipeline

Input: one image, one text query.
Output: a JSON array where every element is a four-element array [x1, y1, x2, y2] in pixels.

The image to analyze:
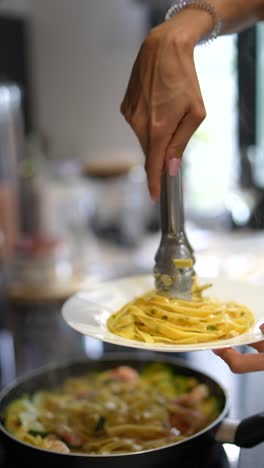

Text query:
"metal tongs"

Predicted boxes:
[[154, 168, 194, 300]]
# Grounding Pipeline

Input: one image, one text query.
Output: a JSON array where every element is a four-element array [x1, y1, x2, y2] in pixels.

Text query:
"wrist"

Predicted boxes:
[[255, 0, 264, 20], [168, 8, 215, 47]]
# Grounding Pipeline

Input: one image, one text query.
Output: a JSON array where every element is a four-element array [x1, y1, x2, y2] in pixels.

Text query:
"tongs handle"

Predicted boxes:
[[154, 167, 194, 298], [160, 169, 184, 237]]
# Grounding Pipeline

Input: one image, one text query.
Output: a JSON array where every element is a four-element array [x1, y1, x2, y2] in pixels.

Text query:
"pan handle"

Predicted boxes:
[[215, 413, 264, 448]]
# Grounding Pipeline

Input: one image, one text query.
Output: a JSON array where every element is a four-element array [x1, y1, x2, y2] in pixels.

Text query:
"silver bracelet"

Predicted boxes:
[[165, 0, 222, 45]]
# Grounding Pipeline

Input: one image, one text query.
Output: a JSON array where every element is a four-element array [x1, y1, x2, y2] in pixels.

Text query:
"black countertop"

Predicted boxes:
[[0, 299, 263, 467]]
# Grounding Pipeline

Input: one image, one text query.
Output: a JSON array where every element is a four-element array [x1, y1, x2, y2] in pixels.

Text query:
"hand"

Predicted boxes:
[[121, 10, 212, 200], [213, 325, 264, 373]]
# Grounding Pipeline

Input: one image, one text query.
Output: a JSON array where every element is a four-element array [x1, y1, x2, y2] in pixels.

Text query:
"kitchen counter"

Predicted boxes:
[[0, 230, 264, 466]]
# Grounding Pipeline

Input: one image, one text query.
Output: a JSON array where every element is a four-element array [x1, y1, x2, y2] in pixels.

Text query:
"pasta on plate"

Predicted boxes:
[[107, 278, 255, 345], [4, 364, 221, 455]]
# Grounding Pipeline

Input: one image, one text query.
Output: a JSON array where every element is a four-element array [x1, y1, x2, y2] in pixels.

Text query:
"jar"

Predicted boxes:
[[35, 159, 96, 242], [7, 235, 87, 303], [84, 157, 154, 246], [0, 83, 22, 258]]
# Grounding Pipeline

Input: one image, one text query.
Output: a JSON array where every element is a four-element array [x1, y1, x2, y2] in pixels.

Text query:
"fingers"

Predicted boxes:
[[146, 126, 171, 200], [121, 85, 149, 158], [166, 104, 206, 162], [146, 105, 206, 201], [249, 340, 264, 352], [213, 347, 264, 373], [120, 46, 143, 115], [213, 324, 264, 373], [250, 323, 264, 352]]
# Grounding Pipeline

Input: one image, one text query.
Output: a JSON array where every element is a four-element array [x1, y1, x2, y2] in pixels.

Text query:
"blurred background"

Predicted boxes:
[[0, 2, 264, 466], [1, 0, 264, 356], [1, 0, 264, 293], [0, 0, 264, 344]]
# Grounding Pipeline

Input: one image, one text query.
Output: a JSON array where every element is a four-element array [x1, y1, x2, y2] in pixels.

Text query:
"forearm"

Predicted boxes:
[[167, 0, 264, 47], [213, 0, 264, 34]]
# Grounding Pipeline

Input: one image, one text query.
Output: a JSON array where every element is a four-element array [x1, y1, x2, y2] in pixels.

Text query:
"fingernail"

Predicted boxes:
[[260, 323, 264, 334], [150, 192, 158, 202], [168, 158, 181, 176], [148, 184, 159, 202], [213, 347, 231, 356]]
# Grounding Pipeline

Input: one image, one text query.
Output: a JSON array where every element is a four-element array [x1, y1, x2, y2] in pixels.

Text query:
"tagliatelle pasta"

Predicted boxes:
[[4, 364, 221, 455], [107, 279, 255, 344]]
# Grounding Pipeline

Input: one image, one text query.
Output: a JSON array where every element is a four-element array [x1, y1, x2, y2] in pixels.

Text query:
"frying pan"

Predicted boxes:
[[0, 353, 263, 468]]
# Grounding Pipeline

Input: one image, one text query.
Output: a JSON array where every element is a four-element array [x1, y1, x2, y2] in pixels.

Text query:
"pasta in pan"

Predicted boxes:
[[107, 278, 255, 344], [4, 364, 221, 455]]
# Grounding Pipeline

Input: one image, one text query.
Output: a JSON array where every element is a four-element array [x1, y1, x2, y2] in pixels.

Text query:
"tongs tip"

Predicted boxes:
[[154, 257, 194, 300]]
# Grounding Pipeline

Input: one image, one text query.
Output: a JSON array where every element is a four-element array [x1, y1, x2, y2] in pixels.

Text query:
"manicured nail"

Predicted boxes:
[[148, 182, 159, 202], [168, 158, 181, 176]]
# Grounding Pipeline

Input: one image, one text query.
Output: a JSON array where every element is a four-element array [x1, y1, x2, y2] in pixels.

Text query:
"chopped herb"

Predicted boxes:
[[28, 429, 48, 437], [207, 325, 217, 331], [95, 415, 106, 433], [160, 274, 173, 287]]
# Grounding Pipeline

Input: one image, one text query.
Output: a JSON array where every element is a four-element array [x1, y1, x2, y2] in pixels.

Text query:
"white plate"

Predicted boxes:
[[62, 275, 264, 352]]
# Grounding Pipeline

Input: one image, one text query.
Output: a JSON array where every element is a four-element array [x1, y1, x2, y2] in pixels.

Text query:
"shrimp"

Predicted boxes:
[[45, 439, 70, 454], [55, 424, 84, 447], [175, 384, 209, 408], [108, 366, 139, 383], [170, 404, 206, 435]]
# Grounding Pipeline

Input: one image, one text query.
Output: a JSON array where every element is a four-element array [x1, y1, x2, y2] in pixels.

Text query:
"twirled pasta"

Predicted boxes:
[[107, 279, 255, 344]]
